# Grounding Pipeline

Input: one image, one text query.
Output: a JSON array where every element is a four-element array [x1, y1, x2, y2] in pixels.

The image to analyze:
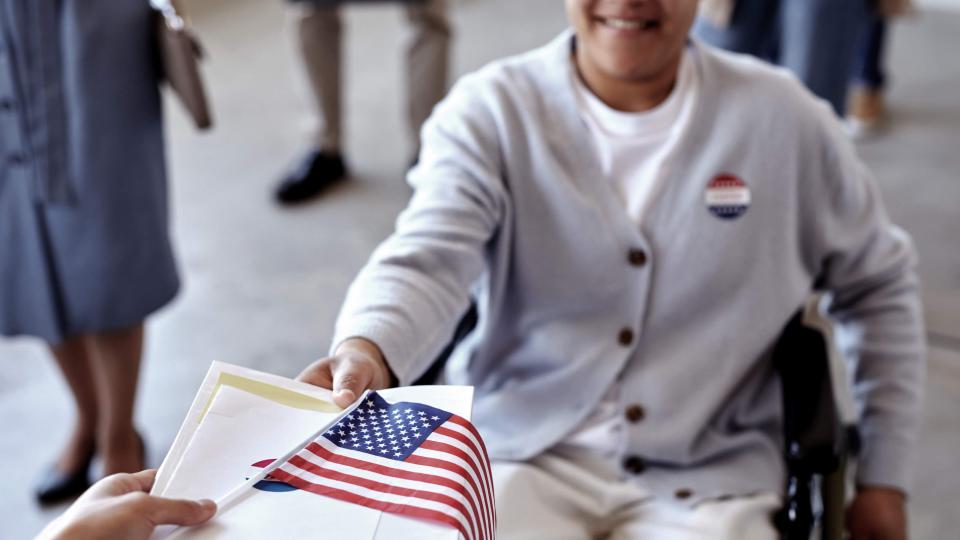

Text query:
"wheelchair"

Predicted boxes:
[[415, 296, 858, 540]]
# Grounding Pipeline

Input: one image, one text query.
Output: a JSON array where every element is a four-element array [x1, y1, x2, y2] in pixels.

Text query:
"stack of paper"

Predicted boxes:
[[151, 361, 472, 539]]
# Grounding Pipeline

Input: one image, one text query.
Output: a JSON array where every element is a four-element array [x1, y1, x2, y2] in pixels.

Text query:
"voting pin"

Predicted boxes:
[[705, 174, 750, 220]]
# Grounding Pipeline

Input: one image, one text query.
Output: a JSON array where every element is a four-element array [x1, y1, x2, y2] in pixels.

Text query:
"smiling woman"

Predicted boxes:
[[293, 0, 924, 538], [564, 0, 700, 112]]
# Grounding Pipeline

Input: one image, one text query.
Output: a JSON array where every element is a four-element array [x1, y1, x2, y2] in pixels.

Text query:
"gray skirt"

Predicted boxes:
[[0, 0, 179, 344]]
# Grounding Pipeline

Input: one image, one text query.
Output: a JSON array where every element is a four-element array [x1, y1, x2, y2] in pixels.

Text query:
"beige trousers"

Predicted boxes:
[[493, 451, 781, 540], [293, 0, 450, 152]]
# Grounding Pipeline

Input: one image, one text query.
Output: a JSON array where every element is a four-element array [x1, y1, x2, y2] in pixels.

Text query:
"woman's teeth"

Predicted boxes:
[[601, 17, 658, 30], [607, 18, 641, 30]]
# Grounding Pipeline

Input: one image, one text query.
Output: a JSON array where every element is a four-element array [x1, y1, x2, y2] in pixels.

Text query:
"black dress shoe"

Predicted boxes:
[[275, 150, 347, 204], [35, 449, 94, 506]]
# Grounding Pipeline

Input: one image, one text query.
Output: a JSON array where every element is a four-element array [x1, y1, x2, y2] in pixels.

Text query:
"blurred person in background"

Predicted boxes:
[[0, 0, 179, 504], [274, 0, 451, 204], [847, 0, 914, 138], [694, 0, 870, 117]]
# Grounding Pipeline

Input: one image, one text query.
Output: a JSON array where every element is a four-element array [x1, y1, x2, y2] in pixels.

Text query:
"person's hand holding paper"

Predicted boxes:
[[39, 470, 216, 540], [298, 337, 394, 408]]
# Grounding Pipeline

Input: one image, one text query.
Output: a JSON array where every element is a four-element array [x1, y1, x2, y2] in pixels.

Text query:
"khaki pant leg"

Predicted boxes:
[[294, 3, 343, 151], [493, 455, 614, 540], [609, 492, 781, 540], [404, 0, 450, 152]]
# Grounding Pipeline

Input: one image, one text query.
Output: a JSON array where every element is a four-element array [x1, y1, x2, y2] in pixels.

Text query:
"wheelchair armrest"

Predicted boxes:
[[774, 309, 856, 540], [774, 310, 847, 475]]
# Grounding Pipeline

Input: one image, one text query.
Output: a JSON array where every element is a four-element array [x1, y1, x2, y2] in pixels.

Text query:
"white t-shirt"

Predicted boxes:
[[574, 48, 698, 223], [559, 49, 700, 457]]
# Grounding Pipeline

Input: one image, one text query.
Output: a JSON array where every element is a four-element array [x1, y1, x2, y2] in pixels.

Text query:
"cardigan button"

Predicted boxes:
[[623, 455, 646, 475], [675, 488, 694, 500], [627, 248, 647, 267], [625, 404, 646, 423], [618, 328, 634, 347], [0, 98, 13, 111]]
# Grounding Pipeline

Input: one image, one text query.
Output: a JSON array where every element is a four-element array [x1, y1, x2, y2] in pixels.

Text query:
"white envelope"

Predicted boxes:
[[153, 361, 340, 497], [153, 362, 471, 539]]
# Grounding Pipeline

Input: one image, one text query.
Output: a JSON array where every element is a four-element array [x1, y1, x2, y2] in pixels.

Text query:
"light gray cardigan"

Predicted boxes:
[[332, 32, 925, 501]]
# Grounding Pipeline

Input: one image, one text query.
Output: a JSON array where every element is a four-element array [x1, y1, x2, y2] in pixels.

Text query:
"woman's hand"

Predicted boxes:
[[37, 469, 216, 540], [297, 337, 394, 408], [847, 486, 908, 540]]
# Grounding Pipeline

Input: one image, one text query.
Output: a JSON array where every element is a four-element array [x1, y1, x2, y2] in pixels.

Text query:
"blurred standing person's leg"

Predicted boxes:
[[695, 0, 869, 116], [777, 0, 870, 116], [88, 325, 145, 476], [277, 0, 452, 203], [299, 4, 344, 154], [692, 0, 780, 60], [46, 338, 98, 483], [48, 326, 145, 480], [404, 0, 450, 162], [276, 2, 347, 204], [847, 15, 888, 135]]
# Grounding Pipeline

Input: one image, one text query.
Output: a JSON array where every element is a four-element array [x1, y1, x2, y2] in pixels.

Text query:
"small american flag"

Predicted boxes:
[[269, 391, 496, 540]]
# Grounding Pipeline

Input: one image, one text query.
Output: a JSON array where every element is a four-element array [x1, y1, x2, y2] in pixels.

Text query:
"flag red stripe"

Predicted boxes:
[[405, 450, 492, 535], [448, 415, 495, 526], [430, 427, 496, 531], [434, 426, 493, 480], [285, 454, 480, 540], [306, 443, 488, 524], [271, 468, 472, 540], [443, 416, 496, 530], [418, 439, 494, 531], [450, 415, 490, 457], [432, 426, 495, 503], [405, 452, 486, 506], [303, 441, 489, 539]]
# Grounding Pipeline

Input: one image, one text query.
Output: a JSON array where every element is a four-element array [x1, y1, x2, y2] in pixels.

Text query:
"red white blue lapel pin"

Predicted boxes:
[[705, 174, 750, 220]]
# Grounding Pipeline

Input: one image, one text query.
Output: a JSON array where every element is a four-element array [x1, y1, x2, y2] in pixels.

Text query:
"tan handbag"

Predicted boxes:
[[154, 0, 213, 130]]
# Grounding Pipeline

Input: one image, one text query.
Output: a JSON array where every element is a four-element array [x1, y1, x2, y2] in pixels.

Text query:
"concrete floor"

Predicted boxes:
[[2, 0, 958, 538]]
